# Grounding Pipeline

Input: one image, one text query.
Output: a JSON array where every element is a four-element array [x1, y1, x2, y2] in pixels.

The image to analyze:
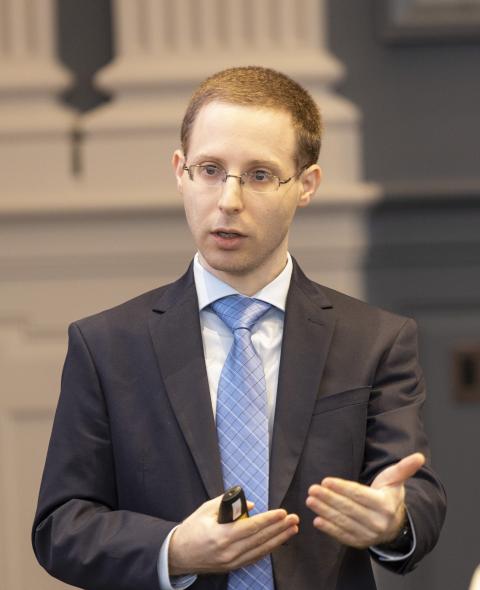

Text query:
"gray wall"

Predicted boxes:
[[327, 0, 480, 188]]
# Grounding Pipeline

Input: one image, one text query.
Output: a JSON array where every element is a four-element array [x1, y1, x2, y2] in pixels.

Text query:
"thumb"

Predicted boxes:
[[199, 494, 227, 515], [372, 452, 425, 489]]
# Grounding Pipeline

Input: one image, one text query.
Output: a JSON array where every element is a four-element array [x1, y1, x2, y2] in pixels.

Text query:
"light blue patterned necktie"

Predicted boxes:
[[211, 295, 274, 590]]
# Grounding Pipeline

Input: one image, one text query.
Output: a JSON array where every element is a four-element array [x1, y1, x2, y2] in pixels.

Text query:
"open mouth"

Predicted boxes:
[[215, 231, 242, 238]]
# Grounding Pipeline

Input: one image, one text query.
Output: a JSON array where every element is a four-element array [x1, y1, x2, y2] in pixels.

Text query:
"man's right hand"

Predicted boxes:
[[168, 495, 299, 576]]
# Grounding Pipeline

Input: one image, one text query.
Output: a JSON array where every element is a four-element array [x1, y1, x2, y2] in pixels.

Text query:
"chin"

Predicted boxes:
[[202, 252, 254, 276]]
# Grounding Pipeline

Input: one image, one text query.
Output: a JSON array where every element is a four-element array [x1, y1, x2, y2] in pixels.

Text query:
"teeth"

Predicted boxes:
[[218, 231, 238, 238]]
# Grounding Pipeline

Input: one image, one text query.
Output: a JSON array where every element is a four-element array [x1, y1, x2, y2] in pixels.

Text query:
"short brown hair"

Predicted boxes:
[[181, 66, 322, 168]]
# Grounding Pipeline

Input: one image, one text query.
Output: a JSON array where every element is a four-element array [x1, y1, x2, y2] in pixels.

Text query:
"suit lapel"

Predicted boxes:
[[269, 262, 336, 508], [148, 267, 224, 500], [147, 262, 336, 508]]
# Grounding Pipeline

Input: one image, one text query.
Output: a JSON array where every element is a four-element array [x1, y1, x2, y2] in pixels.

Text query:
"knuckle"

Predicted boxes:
[[249, 525, 268, 547], [352, 489, 364, 504], [250, 521, 261, 536], [371, 515, 387, 534], [381, 501, 397, 519], [260, 528, 274, 545], [214, 535, 230, 553], [336, 514, 350, 531], [219, 547, 236, 566]]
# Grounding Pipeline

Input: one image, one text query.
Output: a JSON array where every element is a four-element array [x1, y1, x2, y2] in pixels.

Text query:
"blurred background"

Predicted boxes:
[[1, 1, 479, 588]]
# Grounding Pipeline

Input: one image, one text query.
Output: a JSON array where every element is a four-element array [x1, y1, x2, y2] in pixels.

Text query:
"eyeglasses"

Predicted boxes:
[[183, 163, 303, 194]]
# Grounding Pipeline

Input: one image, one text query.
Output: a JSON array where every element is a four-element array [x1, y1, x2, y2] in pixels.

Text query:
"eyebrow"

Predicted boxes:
[[190, 154, 284, 173]]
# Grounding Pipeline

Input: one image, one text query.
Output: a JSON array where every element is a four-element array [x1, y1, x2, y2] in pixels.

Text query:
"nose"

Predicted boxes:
[[217, 175, 245, 214]]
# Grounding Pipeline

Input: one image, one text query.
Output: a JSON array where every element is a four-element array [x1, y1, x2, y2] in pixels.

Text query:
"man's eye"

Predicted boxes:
[[201, 165, 221, 177], [251, 170, 271, 182]]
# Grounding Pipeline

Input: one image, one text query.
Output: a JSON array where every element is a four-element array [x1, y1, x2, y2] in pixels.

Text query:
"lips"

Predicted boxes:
[[212, 228, 245, 238], [210, 228, 246, 249], [216, 231, 240, 238]]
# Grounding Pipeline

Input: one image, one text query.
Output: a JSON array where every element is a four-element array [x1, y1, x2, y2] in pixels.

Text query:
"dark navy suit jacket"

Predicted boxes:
[[32, 260, 446, 590]]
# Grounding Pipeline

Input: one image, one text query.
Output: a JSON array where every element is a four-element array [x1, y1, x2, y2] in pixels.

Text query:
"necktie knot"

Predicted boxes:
[[211, 295, 271, 332]]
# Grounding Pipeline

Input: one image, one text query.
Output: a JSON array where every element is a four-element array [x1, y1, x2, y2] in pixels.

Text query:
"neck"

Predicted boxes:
[[198, 254, 288, 296]]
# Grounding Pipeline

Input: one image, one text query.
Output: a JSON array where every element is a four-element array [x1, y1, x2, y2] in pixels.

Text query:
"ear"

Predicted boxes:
[[172, 149, 186, 192], [298, 165, 322, 208]]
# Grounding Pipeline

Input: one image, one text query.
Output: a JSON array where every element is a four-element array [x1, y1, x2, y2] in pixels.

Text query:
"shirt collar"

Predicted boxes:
[[193, 252, 293, 312]]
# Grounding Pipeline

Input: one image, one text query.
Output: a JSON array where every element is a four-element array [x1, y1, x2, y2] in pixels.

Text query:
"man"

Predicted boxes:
[[32, 67, 446, 590]]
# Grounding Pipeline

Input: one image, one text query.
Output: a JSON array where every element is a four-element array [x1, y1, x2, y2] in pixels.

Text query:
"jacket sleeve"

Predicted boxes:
[[32, 322, 176, 590], [362, 317, 446, 574]]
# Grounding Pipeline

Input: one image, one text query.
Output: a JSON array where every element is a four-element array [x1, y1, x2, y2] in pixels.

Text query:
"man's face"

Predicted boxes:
[[172, 101, 320, 291]]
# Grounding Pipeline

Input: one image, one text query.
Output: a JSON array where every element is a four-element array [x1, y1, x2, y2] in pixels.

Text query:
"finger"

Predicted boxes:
[[221, 514, 298, 568], [228, 509, 296, 542], [306, 488, 395, 539], [309, 479, 384, 511], [228, 518, 299, 569], [372, 452, 425, 489], [241, 513, 299, 546], [198, 494, 231, 515], [242, 511, 300, 538], [307, 485, 364, 517], [307, 485, 383, 529], [312, 514, 373, 549]]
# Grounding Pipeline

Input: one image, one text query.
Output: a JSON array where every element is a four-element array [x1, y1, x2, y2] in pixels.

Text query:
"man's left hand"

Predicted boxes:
[[305, 452, 425, 548]]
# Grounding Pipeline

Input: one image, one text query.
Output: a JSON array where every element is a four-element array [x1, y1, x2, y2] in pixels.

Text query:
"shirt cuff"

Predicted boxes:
[[369, 509, 416, 562], [157, 526, 198, 590]]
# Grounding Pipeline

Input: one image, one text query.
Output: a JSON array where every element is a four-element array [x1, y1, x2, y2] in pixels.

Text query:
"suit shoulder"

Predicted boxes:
[[72, 282, 173, 335], [71, 262, 194, 332], [317, 283, 414, 331], [309, 284, 420, 360], [292, 260, 412, 330]]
